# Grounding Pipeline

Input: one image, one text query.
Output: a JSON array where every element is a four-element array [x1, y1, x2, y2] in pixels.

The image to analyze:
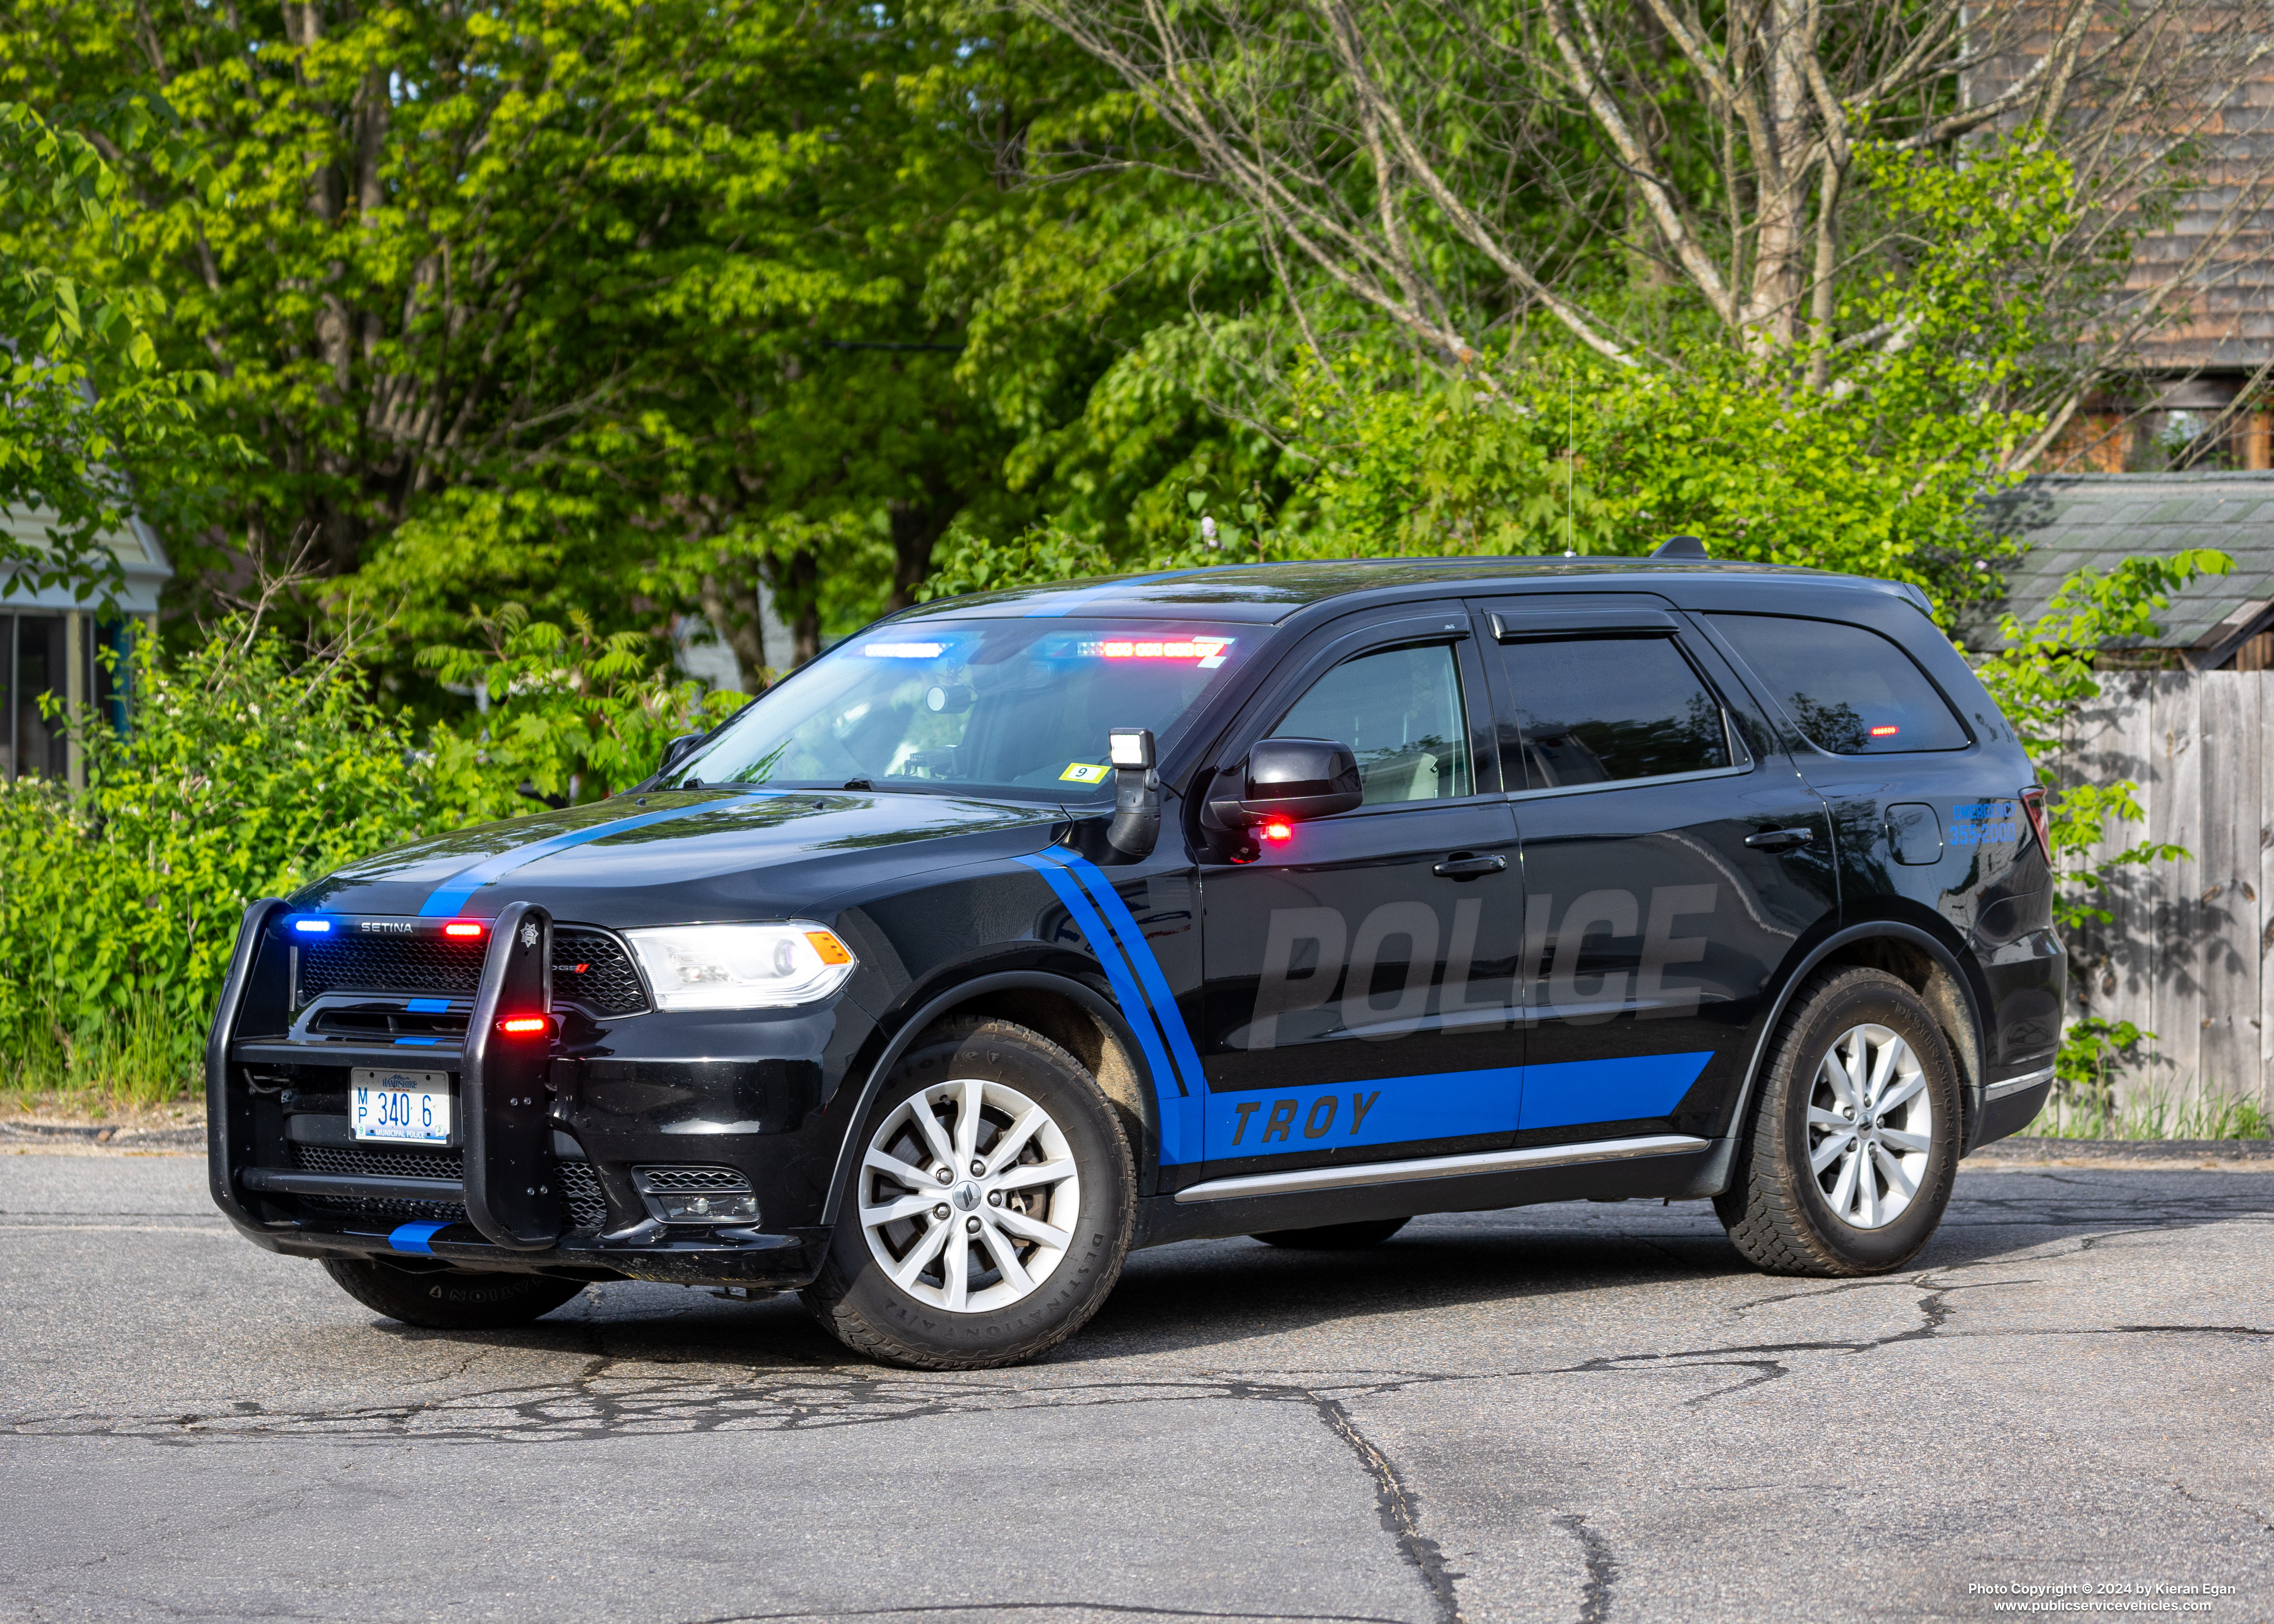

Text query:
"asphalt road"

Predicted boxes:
[[2, 1153, 2268, 1624]]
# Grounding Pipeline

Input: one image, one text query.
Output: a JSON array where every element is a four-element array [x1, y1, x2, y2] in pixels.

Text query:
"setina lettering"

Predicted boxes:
[[1241, 886, 1718, 1051]]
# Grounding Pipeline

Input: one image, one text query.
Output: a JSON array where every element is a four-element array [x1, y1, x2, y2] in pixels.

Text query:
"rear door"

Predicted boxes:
[[1475, 598, 1839, 1141], [1193, 607, 1527, 1172]]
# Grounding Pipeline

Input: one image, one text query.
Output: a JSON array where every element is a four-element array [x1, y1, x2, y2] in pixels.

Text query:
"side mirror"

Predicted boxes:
[[659, 733, 704, 775], [1212, 737, 1364, 825]]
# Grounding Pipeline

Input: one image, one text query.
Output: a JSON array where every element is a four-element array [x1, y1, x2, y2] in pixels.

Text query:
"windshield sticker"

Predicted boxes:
[[1075, 636, 1234, 668], [1059, 762, 1110, 784], [861, 640, 949, 659]]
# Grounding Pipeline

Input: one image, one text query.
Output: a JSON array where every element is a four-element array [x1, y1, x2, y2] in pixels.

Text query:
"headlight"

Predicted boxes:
[[623, 922, 857, 1011]]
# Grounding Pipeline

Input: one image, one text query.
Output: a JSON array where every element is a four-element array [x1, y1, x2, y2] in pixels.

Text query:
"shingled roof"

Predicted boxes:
[[1968, 472, 2274, 662]]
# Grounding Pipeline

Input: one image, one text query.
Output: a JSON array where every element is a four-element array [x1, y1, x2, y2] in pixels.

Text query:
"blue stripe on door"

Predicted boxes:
[[1205, 1051, 1713, 1160], [1516, 1051, 1713, 1130]]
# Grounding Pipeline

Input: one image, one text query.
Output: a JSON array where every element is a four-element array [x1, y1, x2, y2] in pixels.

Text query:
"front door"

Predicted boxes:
[[1195, 613, 1526, 1172], [1474, 600, 1839, 1142]]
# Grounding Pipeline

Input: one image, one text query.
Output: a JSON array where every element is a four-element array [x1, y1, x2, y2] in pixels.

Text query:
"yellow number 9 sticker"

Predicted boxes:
[[1059, 762, 1110, 783]]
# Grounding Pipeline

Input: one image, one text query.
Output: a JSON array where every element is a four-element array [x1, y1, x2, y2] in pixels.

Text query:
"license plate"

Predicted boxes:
[[350, 1070, 454, 1145]]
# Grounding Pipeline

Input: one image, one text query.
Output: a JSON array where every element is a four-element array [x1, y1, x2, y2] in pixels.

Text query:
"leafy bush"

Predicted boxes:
[[0, 620, 429, 1100], [0, 603, 737, 1103]]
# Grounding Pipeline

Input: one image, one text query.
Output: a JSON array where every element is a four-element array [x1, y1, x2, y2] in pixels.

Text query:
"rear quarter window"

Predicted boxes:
[[1709, 613, 1970, 754]]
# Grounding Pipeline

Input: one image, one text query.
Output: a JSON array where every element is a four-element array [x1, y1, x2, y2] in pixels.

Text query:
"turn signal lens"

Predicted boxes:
[[804, 929, 853, 965], [443, 921, 484, 939], [1260, 820, 1294, 843], [497, 1015, 550, 1036]]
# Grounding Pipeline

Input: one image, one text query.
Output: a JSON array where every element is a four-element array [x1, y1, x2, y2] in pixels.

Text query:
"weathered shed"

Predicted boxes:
[[1971, 471, 2274, 667]]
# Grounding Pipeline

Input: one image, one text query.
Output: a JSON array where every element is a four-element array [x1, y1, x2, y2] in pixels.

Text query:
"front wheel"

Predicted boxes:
[[802, 1018, 1136, 1370], [1715, 965, 1962, 1276]]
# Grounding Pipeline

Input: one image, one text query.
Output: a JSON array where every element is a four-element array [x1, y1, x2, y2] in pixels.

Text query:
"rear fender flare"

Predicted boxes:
[[1711, 920, 1989, 1192]]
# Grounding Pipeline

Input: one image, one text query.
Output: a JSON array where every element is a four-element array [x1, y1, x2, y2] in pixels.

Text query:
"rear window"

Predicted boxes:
[[1496, 635, 1732, 788], [1710, 614, 1968, 754]]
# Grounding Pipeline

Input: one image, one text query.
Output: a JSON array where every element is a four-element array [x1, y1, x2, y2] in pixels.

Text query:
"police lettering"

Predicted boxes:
[[1244, 886, 1719, 1050]]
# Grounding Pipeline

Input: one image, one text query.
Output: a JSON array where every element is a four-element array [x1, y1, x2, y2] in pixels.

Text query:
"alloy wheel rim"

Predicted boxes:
[[1806, 1022, 1932, 1231], [858, 1078, 1081, 1312]]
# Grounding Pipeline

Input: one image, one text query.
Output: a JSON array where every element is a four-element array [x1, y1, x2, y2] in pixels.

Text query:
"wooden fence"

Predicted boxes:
[[2060, 669, 2274, 1116]]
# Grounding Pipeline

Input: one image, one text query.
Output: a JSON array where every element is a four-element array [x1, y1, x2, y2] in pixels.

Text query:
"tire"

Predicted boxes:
[[321, 1256, 586, 1330], [1715, 965, 1962, 1276], [802, 1017, 1137, 1370], [1252, 1217, 1410, 1250]]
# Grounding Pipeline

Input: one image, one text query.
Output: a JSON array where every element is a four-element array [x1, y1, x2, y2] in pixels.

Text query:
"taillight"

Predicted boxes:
[[2020, 786, 2052, 864]]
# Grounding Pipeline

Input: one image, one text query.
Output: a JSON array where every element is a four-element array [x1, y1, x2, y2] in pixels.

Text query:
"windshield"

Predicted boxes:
[[662, 619, 1259, 801]]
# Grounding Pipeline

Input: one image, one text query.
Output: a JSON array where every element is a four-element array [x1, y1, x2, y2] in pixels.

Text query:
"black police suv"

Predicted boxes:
[[206, 554, 2064, 1368]]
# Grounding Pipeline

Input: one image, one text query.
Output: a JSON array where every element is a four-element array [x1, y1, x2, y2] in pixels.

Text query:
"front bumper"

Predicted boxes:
[[227, 1209, 831, 1288], [207, 899, 859, 1287]]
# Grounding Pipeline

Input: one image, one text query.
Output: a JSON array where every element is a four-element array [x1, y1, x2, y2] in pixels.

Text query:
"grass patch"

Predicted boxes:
[[4, 1002, 201, 1114], [2025, 1084, 2272, 1140]]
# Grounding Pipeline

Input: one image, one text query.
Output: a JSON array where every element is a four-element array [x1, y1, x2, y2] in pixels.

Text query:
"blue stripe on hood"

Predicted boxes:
[[417, 798, 738, 917]]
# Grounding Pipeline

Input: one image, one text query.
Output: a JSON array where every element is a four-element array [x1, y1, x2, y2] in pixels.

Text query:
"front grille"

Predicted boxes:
[[299, 936, 485, 1002], [633, 1165, 753, 1193], [287, 1142, 610, 1231], [552, 928, 648, 1016], [293, 925, 647, 1017], [294, 1141, 461, 1180]]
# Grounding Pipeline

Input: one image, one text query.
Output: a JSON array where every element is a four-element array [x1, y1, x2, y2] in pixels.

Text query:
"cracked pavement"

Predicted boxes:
[[1, 1155, 2268, 1623]]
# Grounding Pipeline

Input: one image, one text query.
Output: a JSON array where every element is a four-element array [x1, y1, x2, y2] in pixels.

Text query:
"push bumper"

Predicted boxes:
[[206, 898, 846, 1287]]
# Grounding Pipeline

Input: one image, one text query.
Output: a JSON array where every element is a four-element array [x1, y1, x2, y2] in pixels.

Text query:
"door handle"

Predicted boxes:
[[1744, 827, 1815, 852], [1432, 852, 1508, 879]]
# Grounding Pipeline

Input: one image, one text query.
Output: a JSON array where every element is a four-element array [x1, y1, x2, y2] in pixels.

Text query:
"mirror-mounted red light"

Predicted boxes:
[[1260, 819, 1294, 843], [497, 1015, 550, 1036]]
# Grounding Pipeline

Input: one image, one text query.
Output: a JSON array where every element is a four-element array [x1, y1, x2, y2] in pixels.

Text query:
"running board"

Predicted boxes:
[[1171, 1133, 1709, 1204]]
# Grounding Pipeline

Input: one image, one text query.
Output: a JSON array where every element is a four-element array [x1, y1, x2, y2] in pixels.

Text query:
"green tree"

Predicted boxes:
[[0, 95, 236, 602], [0, 0, 1018, 690]]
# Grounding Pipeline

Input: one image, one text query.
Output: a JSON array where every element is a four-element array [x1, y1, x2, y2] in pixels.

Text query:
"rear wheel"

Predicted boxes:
[[321, 1256, 586, 1329], [803, 1018, 1136, 1370], [1716, 965, 1961, 1276], [1252, 1218, 1410, 1250]]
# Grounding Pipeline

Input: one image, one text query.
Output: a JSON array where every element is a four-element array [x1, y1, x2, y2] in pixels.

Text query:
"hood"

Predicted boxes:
[[292, 788, 1060, 927]]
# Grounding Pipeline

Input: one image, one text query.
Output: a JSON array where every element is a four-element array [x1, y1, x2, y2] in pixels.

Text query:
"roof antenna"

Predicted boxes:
[[1563, 375, 1576, 558]]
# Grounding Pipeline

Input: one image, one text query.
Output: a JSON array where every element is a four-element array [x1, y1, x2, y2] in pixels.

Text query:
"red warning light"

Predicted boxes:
[[497, 1015, 550, 1036], [1868, 725, 1900, 738], [443, 921, 485, 939], [1260, 820, 1294, 843]]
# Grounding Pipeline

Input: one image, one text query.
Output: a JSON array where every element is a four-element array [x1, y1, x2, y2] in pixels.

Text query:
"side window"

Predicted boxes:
[[1710, 613, 1969, 754], [1273, 641, 1474, 804], [1496, 635, 1731, 789]]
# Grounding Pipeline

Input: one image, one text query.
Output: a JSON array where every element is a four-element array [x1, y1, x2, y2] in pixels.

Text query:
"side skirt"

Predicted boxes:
[[1135, 1135, 1729, 1247]]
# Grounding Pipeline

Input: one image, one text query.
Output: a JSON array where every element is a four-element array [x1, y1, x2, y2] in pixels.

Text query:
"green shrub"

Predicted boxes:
[[0, 604, 739, 1104], [0, 621, 429, 1101]]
